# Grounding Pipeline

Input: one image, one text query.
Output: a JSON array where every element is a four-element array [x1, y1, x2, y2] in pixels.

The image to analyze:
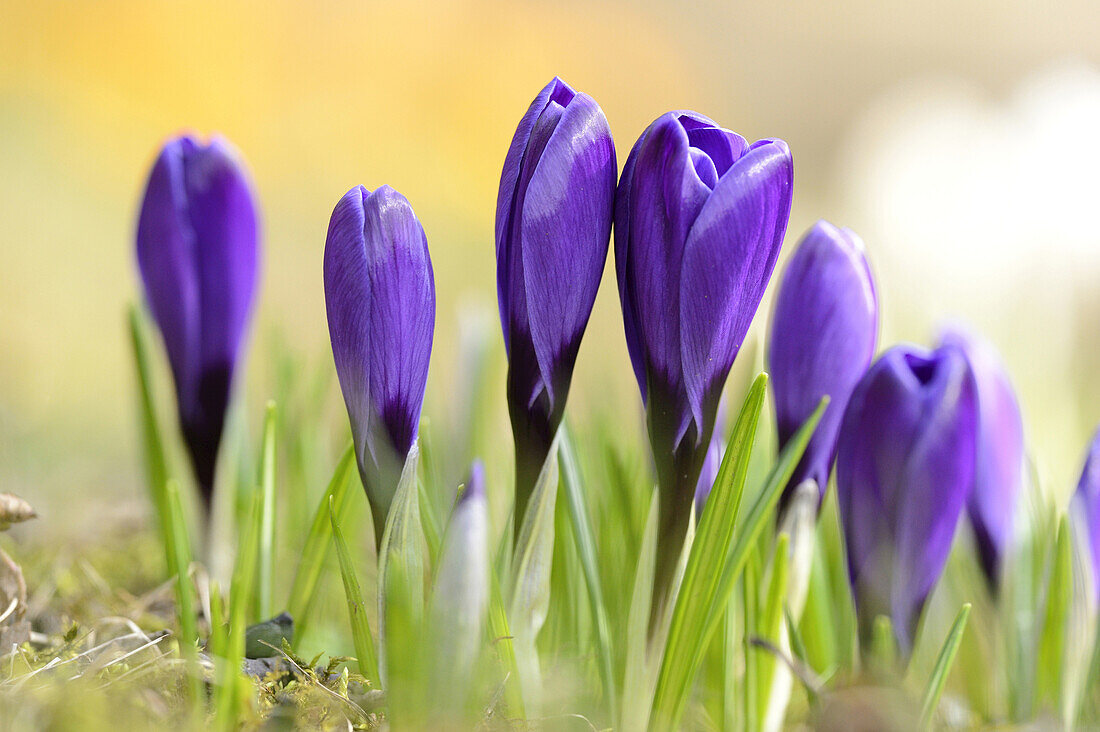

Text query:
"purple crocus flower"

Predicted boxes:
[[939, 326, 1024, 587], [324, 185, 435, 543], [496, 77, 616, 530], [615, 111, 793, 600], [136, 134, 259, 514], [836, 343, 978, 655], [1071, 429, 1100, 600], [768, 221, 877, 511]]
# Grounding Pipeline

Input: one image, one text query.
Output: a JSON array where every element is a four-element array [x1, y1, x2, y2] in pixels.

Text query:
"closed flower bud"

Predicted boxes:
[[836, 343, 978, 656], [615, 111, 793, 603], [768, 221, 877, 511], [136, 134, 260, 514], [495, 77, 616, 532], [938, 326, 1024, 586], [428, 461, 489, 721], [324, 185, 435, 543]]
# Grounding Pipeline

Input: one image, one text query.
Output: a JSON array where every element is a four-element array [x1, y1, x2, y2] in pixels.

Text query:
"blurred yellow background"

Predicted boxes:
[[3, 0, 1100, 533]]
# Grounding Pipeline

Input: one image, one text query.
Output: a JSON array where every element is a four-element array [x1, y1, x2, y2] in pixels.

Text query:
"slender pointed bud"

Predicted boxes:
[[615, 111, 793, 608], [835, 343, 978, 657], [324, 185, 435, 543], [428, 461, 489, 723], [768, 221, 877, 511], [1072, 428, 1100, 600], [136, 134, 260, 514], [496, 77, 616, 534], [938, 326, 1024, 587]]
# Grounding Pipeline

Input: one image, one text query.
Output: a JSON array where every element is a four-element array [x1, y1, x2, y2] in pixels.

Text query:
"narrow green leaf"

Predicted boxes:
[[488, 571, 526, 720], [722, 596, 739, 732], [711, 397, 830, 637], [128, 304, 176, 573], [329, 496, 379, 683], [377, 443, 426, 726], [742, 549, 760, 732], [621, 488, 660, 732], [1037, 516, 1072, 708], [919, 602, 971, 728], [214, 488, 263, 729], [756, 532, 791, 717], [508, 436, 560, 711], [419, 475, 443, 569], [870, 615, 897, 673], [651, 386, 828, 731], [650, 373, 768, 731], [209, 581, 227, 661], [256, 401, 277, 620], [285, 443, 356, 645], [165, 479, 201, 708], [559, 427, 618, 727], [785, 607, 810, 675]]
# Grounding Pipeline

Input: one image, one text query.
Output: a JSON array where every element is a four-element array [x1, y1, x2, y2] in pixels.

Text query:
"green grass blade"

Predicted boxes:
[[257, 401, 277, 620], [508, 436, 560, 711], [651, 387, 828, 731], [785, 606, 810, 674], [919, 602, 971, 728], [419, 476, 442, 569], [209, 581, 227, 660], [214, 488, 264, 729], [164, 479, 201, 708], [622, 488, 660, 731], [559, 426, 618, 727], [722, 597, 739, 732], [1037, 516, 1072, 709], [742, 549, 761, 732], [128, 304, 177, 573], [710, 396, 829, 642], [285, 443, 356, 645], [329, 496, 379, 683], [756, 533, 791, 718], [377, 443, 426, 725], [650, 373, 768, 731], [488, 571, 526, 720]]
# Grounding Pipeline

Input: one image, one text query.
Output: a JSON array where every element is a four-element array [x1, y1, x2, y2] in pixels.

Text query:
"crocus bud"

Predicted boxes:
[[1071, 429, 1100, 599], [768, 221, 877, 511], [136, 134, 260, 514], [938, 326, 1024, 586], [324, 185, 435, 543], [835, 343, 978, 656], [615, 111, 793, 603], [428, 461, 489, 721], [496, 77, 616, 531]]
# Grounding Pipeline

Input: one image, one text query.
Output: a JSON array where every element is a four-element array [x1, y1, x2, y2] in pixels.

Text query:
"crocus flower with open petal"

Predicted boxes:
[[768, 221, 877, 511], [496, 77, 616, 531], [136, 134, 259, 514], [324, 185, 435, 543], [836, 343, 977, 655], [939, 326, 1024, 587], [1072, 428, 1100, 599], [615, 111, 793, 602]]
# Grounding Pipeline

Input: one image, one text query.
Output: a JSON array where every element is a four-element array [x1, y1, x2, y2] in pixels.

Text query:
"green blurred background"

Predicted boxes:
[[3, 0, 1100, 539]]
